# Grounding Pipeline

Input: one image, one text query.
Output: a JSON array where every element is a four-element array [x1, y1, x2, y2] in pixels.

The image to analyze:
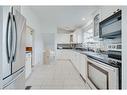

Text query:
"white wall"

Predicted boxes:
[[21, 7, 44, 65], [39, 18, 57, 59], [25, 26, 33, 47], [21, 7, 59, 65], [39, 19, 57, 50], [122, 6, 127, 89], [42, 33, 55, 51]]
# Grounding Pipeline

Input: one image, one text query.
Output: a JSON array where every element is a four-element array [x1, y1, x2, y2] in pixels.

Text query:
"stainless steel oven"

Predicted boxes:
[[107, 43, 122, 89], [86, 57, 119, 89]]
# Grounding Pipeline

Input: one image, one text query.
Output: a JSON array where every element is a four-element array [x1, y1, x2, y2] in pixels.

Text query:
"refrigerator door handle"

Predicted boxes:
[[12, 14, 17, 62], [10, 13, 14, 64], [6, 12, 12, 63]]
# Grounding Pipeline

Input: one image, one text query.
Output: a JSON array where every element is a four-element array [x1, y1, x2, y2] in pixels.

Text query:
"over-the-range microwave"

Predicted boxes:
[[99, 10, 121, 39]]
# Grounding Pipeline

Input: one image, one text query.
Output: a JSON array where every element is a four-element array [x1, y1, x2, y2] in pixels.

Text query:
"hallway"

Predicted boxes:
[[25, 60, 90, 89]]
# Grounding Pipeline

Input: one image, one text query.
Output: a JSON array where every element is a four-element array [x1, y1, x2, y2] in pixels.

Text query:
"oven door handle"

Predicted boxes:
[[87, 57, 116, 72]]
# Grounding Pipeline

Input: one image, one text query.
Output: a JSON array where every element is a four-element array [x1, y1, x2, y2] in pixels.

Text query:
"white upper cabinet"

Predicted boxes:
[[57, 33, 71, 44], [93, 13, 100, 37], [77, 32, 83, 43], [57, 31, 83, 44], [57, 33, 79, 44], [100, 6, 122, 22]]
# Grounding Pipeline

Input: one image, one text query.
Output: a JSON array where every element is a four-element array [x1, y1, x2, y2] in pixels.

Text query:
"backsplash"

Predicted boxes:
[[99, 37, 121, 51], [80, 37, 121, 52], [57, 37, 121, 52], [57, 44, 76, 49]]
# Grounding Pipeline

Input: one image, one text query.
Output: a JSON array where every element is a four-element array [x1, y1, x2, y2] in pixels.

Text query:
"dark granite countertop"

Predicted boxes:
[[73, 49, 121, 68]]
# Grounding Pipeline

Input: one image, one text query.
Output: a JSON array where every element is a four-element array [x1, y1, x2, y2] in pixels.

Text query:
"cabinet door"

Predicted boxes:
[[94, 14, 100, 37], [56, 50, 71, 60], [71, 51, 76, 64], [66, 50, 71, 60], [69, 51, 84, 74], [100, 6, 122, 22], [61, 50, 67, 59], [72, 51, 78, 69], [79, 54, 83, 74], [68, 50, 72, 61], [57, 34, 70, 44], [72, 33, 77, 43], [56, 50, 65, 59], [75, 52, 80, 72], [80, 55, 87, 80], [75, 52, 84, 73]]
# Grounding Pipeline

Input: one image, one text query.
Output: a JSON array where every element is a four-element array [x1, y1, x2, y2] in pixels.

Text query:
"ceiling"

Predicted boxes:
[[29, 6, 98, 33]]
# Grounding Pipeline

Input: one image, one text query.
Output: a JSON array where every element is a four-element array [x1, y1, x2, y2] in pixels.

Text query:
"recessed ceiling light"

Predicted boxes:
[[82, 18, 86, 21]]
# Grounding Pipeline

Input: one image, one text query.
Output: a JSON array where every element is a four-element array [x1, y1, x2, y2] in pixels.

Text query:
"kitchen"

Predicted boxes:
[[0, 6, 127, 90], [56, 7, 122, 89]]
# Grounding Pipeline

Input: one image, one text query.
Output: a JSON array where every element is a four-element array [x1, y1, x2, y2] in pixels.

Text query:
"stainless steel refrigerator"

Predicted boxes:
[[1, 6, 26, 89]]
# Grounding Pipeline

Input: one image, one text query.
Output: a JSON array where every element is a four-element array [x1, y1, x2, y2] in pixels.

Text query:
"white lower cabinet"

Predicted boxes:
[[69, 50, 87, 80], [71, 51, 80, 72], [73, 52, 78, 70], [69, 50, 75, 63], [56, 49, 87, 80], [56, 50, 70, 60], [79, 54, 87, 80]]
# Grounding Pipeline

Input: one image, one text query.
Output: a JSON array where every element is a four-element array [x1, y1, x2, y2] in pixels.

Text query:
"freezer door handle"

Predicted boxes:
[[6, 12, 13, 63]]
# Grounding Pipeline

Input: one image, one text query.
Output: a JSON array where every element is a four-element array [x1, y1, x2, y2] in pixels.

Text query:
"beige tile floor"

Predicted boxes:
[[25, 60, 90, 89]]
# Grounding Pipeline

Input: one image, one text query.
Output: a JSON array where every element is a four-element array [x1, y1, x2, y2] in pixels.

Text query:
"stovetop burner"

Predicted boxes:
[[108, 58, 121, 67]]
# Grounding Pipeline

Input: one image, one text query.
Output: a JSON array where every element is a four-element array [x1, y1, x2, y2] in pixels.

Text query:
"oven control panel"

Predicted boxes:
[[108, 44, 121, 51]]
